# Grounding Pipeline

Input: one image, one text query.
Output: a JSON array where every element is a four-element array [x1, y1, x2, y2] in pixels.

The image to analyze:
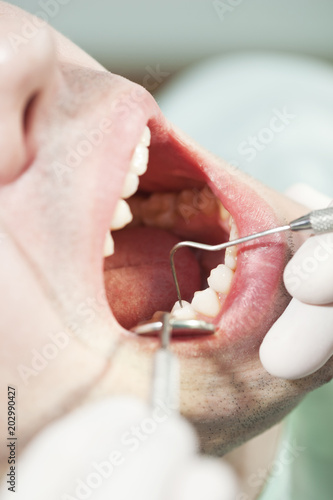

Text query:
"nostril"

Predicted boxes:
[[0, 21, 56, 185], [22, 91, 44, 172], [23, 93, 38, 135]]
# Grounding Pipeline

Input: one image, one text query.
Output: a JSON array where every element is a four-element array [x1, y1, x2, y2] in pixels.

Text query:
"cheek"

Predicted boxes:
[[0, 235, 64, 380]]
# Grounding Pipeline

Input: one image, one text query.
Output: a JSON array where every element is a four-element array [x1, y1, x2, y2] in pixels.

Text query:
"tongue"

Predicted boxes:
[[104, 227, 201, 329]]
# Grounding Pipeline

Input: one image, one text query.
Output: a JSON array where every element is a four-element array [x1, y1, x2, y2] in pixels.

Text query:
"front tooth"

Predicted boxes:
[[104, 232, 114, 257], [171, 300, 197, 320], [140, 126, 151, 147], [121, 171, 139, 199], [191, 288, 220, 317], [208, 264, 234, 294], [110, 199, 133, 230], [130, 144, 149, 176]]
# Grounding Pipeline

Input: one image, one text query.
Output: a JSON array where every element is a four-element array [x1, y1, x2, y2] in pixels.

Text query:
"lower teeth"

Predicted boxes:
[[191, 287, 221, 317], [171, 300, 196, 320], [207, 264, 234, 294]]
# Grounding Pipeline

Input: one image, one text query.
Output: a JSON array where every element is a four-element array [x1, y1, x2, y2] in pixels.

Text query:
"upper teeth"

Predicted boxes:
[[110, 199, 133, 230], [140, 126, 151, 147], [219, 202, 230, 222], [121, 172, 139, 199], [130, 144, 149, 176], [104, 232, 114, 257], [103, 125, 150, 257]]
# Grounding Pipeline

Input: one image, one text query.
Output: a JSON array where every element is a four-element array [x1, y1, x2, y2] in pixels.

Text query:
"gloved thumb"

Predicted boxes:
[[284, 200, 333, 305], [259, 188, 333, 379]]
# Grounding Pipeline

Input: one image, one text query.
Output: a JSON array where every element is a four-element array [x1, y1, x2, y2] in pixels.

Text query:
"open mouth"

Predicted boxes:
[[104, 125, 238, 329], [102, 116, 289, 348]]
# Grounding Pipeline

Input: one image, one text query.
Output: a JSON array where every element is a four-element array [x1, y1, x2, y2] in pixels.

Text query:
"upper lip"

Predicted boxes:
[[103, 89, 290, 350]]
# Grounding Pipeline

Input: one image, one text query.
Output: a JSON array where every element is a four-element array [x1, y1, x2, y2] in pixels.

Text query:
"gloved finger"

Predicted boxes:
[[103, 405, 199, 500], [259, 298, 333, 379], [0, 397, 147, 499], [259, 186, 333, 379], [100, 406, 241, 500], [284, 200, 333, 305], [0, 397, 195, 500], [168, 457, 240, 500], [2, 396, 238, 500]]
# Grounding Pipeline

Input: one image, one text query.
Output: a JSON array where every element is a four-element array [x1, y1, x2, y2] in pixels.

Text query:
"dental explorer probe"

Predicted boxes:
[[170, 207, 333, 308]]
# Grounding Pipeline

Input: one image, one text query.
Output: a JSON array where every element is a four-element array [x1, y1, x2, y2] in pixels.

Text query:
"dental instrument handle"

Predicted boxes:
[[151, 313, 180, 412], [289, 207, 333, 233]]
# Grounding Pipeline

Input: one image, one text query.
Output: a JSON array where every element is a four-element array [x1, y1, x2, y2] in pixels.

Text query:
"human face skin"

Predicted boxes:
[[0, 2, 332, 466]]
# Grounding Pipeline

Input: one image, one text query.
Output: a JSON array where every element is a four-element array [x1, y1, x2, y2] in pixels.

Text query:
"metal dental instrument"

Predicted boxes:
[[131, 313, 215, 336], [131, 312, 215, 410], [150, 313, 180, 411], [170, 207, 333, 308]]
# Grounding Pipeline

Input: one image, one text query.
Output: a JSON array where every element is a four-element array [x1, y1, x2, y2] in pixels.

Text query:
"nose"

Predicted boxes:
[[0, 19, 56, 184]]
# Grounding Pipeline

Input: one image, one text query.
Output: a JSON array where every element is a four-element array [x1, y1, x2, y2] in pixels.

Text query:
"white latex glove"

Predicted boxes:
[[260, 185, 333, 379], [0, 397, 240, 500]]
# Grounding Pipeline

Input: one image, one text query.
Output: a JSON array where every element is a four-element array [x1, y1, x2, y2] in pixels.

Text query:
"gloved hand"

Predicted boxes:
[[260, 185, 333, 379], [0, 396, 240, 500]]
